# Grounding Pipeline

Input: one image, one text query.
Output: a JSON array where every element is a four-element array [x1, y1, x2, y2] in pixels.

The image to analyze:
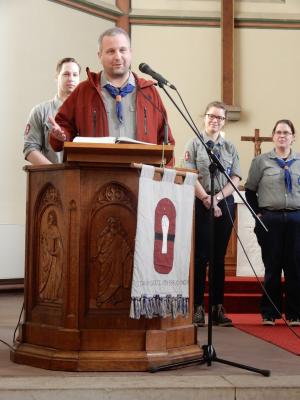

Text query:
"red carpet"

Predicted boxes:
[[230, 314, 300, 356]]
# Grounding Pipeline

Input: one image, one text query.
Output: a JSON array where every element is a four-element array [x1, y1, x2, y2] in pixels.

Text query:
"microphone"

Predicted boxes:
[[206, 140, 221, 177], [207, 140, 221, 160], [139, 63, 176, 90]]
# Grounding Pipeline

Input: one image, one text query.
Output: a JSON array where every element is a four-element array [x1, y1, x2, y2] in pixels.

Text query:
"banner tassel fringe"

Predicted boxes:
[[130, 295, 189, 319]]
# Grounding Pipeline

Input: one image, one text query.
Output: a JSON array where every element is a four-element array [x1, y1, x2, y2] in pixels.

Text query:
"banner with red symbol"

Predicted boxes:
[[130, 165, 197, 319]]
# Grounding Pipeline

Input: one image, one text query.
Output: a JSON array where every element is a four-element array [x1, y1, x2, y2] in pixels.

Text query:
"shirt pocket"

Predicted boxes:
[[260, 168, 282, 192], [195, 157, 209, 180], [129, 103, 136, 121]]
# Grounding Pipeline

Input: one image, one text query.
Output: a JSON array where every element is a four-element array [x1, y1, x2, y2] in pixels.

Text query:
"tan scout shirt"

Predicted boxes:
[[183, 132, 241, 193], [23, 95, 63, 163], [101, 72, 136, 139], [245, 149, 300, 210]]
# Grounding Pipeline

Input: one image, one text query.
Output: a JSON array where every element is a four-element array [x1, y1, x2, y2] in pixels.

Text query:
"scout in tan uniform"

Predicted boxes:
[[245, 119, 300, 326], [23, 57, 81, 164], [184, 101, 241, 326]]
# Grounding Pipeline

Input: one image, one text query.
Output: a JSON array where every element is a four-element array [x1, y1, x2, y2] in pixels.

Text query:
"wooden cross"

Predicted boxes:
[[241, 128, 273, 157]]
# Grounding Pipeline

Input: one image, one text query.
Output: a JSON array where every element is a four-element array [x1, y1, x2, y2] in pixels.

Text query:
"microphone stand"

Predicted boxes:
[[150, 82, 270, 376]]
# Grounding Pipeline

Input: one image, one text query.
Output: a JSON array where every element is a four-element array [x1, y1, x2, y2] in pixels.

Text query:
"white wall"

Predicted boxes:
[[231, 27, 300, 179], [0, 0, 113, 278], [0, 225, 25, 279]]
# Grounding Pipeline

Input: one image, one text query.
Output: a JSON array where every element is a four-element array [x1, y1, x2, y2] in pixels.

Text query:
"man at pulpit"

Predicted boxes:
[[49, 27, 175, 151]]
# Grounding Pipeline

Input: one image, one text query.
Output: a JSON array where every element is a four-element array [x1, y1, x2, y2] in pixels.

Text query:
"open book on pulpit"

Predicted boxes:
[[64, 138, 174, 166], [73, 136, 155, 145]]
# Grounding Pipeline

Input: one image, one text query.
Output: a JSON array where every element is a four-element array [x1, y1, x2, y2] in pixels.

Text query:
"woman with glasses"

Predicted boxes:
[[184, 101, 241, 327], [245, 119, 300, 327]]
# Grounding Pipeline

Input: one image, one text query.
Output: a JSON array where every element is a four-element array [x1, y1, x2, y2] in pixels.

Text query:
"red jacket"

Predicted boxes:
[[50, 69, 175, 151]]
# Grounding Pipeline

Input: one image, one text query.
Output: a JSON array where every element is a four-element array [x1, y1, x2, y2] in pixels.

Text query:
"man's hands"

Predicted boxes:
[[48, 116, 66, 142]]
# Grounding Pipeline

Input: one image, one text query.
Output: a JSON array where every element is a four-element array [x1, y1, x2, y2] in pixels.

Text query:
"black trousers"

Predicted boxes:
[[254, 209, 300, 320], [194, 195, 235, 306]]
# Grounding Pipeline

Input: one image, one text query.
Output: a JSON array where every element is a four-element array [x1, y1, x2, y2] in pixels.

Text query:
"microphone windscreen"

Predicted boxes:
[[139, 63, 149, 73]]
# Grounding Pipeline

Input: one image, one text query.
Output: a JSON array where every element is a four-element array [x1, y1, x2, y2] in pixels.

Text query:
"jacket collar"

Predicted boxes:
[[85, 67, 156, 90]]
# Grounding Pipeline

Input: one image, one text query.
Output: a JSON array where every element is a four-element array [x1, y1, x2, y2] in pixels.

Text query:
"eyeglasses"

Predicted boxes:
[[206, 114, 226, 122], [274, 131, 293, 136]]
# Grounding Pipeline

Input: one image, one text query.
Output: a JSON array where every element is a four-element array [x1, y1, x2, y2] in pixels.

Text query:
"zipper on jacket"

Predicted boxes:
[[143, 107, 148, 135], [92, 109, 97, 136]]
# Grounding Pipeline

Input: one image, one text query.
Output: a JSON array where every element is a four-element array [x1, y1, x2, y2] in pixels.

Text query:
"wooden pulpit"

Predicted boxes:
[[11, 143, 202, 371]]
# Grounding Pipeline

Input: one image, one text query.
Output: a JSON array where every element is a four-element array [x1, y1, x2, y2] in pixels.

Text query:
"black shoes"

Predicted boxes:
[[262, 316, 300, 326], [262, 317, 275, 326], [193, 305, 205, 326], [212, 304, 233, 327], [194, 304, 233, 327], [287, 318, 300, 327]]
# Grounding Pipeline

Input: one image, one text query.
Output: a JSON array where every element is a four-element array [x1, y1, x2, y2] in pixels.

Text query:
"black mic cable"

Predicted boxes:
[[135, 80, 170, 145]]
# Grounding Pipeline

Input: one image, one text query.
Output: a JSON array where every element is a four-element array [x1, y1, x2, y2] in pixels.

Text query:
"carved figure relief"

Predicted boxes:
[[38, 209, 63, 302], [94, 216, 133, 306]]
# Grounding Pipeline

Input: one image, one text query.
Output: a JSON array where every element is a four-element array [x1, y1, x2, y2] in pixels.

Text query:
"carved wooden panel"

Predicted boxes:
[[35, 184, 64, 306], [87, 182, 137, 312]]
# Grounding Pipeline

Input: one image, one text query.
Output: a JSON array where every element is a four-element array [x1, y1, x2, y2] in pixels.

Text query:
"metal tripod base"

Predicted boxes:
[[150, 344, 271, 376]]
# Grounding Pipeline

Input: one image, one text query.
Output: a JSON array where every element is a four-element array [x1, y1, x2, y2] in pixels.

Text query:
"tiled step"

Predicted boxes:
[[2, 375, 300, 400]]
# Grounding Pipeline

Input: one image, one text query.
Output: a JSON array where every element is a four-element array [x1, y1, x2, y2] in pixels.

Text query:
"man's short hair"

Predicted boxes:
[[56, 57, 81, 74], [98, 27, 130, 52]]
